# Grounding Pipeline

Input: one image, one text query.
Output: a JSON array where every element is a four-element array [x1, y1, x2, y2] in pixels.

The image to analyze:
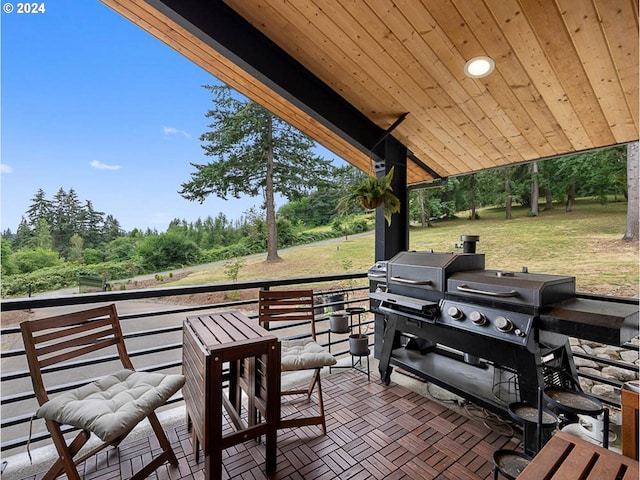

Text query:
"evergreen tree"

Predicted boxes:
[[102, 215, 124, 242], [180, 85, 335, 262], [26, 188, 53, 227], [33, 218, 53, 250], [1, 238, 15, 275], [68, 234, 84, 263], [13, 217, 33, 250], [81, 200, 105, 249]]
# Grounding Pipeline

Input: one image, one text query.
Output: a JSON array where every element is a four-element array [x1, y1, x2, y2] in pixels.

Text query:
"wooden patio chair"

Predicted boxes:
[[258, 289, 336, 434], [20, 304, 185, 480]]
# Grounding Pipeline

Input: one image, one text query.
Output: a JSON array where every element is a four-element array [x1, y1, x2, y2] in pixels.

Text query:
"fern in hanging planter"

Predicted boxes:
[[337, 166, 401, 226]]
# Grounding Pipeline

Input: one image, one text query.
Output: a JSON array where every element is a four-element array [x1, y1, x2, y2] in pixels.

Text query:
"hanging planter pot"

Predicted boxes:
[[337, 166, 401, 226], [329, 313, 350, 333], [359, 197, 384, 210], [349, 333, 369, 356]]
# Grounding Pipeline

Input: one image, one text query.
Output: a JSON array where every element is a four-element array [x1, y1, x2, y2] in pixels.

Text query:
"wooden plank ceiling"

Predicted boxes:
[[101, 0, 638, 187]]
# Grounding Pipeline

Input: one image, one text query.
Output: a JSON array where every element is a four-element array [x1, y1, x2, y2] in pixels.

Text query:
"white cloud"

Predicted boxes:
[[162, 126, 190, 137], [0, 164, 14, 174], [90, 160, 121, 170]]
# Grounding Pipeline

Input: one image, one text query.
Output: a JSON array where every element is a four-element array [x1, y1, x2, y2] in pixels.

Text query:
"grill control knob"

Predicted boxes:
[[447, 306, 464, 320], [469, 311, 487, 326], [494, 316, 514, 332]]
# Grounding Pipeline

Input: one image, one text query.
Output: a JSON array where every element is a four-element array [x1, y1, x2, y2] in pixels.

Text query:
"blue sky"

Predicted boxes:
[[1, 1, 342, 233]]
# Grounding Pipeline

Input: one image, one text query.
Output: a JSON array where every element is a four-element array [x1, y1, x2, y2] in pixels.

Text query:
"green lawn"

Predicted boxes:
[[168, 199, 638, 296]]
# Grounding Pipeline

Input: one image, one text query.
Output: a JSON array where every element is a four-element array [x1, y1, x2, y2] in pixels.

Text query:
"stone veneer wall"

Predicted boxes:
[[571, 336, 639, 404]]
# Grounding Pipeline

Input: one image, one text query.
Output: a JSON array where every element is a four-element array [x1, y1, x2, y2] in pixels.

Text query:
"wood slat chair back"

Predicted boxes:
[[258, 289, 317, 337], [258, 289, 336, 434], [20, 304, 183, 480]]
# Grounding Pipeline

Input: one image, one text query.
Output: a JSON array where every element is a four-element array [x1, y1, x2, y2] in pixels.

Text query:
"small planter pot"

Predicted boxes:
[[329, 313, 350, 333], [349, 334, 369, 356], [328, 293, 345, 312]]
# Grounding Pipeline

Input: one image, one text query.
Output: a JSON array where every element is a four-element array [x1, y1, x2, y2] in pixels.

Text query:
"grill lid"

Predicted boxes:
[[448, 270, 576, 307]]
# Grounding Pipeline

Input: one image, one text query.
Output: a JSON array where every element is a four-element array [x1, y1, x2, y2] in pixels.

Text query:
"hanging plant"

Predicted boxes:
[[337, 166, 401, 226]]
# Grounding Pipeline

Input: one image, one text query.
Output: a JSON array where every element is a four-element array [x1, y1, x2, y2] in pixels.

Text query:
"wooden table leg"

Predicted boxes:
[[206, 355, 223, 480], [622, 388, 639, 460], [265, 342, 280, 474]]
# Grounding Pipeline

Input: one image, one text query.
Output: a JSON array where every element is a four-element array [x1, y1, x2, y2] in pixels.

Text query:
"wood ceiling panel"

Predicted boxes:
[[310, 0, 485, 173], [362, 0, 511, 168], [405, 6, 544, 168], [102, 0, 639, 187], [394, 1, 528, 164], [485, 0, 594, 151], [101, 0, 376, 178], [230, 0, 464, 176], [593, 0, 639, 130], [446, 0, 574, 158], [338, 0, 498, 172], [517, 0, 616, 149], [557, 0, 637, 143]]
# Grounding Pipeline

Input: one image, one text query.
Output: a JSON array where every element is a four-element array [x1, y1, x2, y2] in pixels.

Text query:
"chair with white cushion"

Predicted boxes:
[[258, 289, 336, 434], [20, 304, 185, 480]]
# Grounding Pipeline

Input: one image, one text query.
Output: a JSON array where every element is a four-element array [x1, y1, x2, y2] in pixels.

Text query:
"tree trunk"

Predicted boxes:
[[505, 168, 512, 220], [565, 184, 575, 212], [544, 185, 554, 210], [623, 141, 639, 241], [417, 189, 426, 228], [470, 173, 477, 220], [264, 115, 281, 262], [531, 162, 539, 216]]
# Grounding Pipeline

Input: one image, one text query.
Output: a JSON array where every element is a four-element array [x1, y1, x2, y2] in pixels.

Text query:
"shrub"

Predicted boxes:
[[137, 232, 200, 272], [105, 237, 139, 261], [83, 248, 105, 265], [13, 248, 61, 274], [1, 260, 141, 297]]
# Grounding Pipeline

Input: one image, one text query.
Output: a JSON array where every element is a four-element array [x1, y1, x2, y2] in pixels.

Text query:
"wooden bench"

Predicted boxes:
[[182, 311, 280, 480], [519, 430, 639, 479], [78, 274, 107, 292]]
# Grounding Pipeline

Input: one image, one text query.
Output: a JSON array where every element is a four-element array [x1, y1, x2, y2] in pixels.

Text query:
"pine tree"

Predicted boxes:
[[180, 85, 335, 262], [26, 188, 53, 228]]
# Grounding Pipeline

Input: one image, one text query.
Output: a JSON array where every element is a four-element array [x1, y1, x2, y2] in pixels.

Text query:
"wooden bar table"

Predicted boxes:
[[519, 431, 639, 480], [182, 311, 281, 480]]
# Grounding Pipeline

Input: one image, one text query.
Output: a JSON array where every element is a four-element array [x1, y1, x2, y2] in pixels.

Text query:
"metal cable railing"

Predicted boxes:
[[0, 274, 370, 454]]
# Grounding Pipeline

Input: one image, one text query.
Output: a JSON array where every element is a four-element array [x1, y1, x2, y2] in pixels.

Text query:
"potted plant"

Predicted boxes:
[[349, 321, 369, 356], [337, 166, 401, 226], [329, 312, 349, 333]]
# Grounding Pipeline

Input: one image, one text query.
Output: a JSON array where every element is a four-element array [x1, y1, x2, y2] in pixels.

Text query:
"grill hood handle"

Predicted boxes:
[[367, 273, 387, 279], [390, 276, 432, 285], [456, 284, 518, 297]]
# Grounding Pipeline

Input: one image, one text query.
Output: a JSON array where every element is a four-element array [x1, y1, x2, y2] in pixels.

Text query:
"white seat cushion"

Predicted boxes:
[[280, 339, 337, 371], [36, 369, 185, 444]]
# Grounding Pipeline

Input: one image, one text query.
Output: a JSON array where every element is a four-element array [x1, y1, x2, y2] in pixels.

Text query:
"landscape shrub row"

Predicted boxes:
[[1, 261, 141, 297]]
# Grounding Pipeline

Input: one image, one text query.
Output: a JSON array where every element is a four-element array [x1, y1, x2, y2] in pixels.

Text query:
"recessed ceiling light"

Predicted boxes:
[[464, 56, 495, 78]]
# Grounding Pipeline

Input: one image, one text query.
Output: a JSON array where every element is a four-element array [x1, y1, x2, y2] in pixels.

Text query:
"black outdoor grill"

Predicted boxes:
[[371, 236, 638, 417]]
